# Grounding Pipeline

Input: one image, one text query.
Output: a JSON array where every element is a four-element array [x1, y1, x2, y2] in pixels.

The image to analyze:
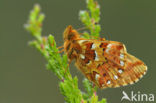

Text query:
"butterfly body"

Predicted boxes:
[[63, 25, 147, 89]]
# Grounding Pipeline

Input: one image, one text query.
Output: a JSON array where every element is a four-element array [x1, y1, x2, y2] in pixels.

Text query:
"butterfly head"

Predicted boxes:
[[63, 25, 80, 41]]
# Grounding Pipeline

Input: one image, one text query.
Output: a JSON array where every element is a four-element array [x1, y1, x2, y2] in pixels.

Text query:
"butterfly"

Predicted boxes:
[[63, 25, 147, 89]]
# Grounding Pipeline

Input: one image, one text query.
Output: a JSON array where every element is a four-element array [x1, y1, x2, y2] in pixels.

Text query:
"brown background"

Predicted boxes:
[[0, 0, 156, 103]]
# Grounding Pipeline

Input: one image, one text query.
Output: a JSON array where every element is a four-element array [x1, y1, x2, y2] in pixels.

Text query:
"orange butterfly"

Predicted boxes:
[[63, 25, 147, 89]]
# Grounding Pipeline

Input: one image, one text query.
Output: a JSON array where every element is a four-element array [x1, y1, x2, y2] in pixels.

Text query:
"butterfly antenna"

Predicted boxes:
[[103, 32, 111, 40], [76, 26, 88, 31]]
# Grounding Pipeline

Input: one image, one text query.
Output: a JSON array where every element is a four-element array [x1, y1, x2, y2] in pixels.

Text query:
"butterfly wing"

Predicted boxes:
[[100, 41, 147, 88], [75, 39, 147, 89]]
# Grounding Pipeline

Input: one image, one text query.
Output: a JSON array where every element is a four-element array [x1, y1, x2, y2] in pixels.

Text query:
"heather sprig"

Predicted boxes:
[[25, 0, 106, 103]]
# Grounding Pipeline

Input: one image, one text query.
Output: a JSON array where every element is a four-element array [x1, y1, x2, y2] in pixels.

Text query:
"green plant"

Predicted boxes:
[[24, 0, 106, 103]]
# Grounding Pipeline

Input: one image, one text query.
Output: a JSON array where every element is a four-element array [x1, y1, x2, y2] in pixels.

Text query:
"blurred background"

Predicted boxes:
[[0, 0, 156, 103]]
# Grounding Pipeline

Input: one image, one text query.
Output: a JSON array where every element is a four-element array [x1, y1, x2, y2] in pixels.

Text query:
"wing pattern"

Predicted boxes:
[[75, 39, 147, 88]]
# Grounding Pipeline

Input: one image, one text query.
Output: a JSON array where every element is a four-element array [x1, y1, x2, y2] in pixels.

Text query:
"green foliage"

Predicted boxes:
[[82, 78, 97, 100], [25, 1, 106, 103], [25, 4, 44, 42], [59, 77, 83, 103], [79, 0, 101, 38]]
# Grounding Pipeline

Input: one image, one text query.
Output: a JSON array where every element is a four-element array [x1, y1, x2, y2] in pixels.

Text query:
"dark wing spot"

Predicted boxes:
[[103, 48, 105, 51], [97, 64, 101, 68], [105, 57, 108, 63], [103, 73, 106, 77], [117, 45, 123, 50], [100, 43, 108, 48], [93, 50, 96, 60], [102, 48, 105, 55], [72, 40, 76, 43], [102, 62, 105, 65], [86, 43, 93, 50], [85, 50, 95, 60], [118, 68, 124, 71], [84, 57, 90, 64], [75, 48, 81, 54]]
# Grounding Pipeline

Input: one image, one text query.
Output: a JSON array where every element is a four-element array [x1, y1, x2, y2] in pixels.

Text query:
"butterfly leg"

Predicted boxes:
[[57, 46, 65, 53], [58, 45, 64, 49], [58, 49, 65, 53], [76, 26, 87, 31]]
